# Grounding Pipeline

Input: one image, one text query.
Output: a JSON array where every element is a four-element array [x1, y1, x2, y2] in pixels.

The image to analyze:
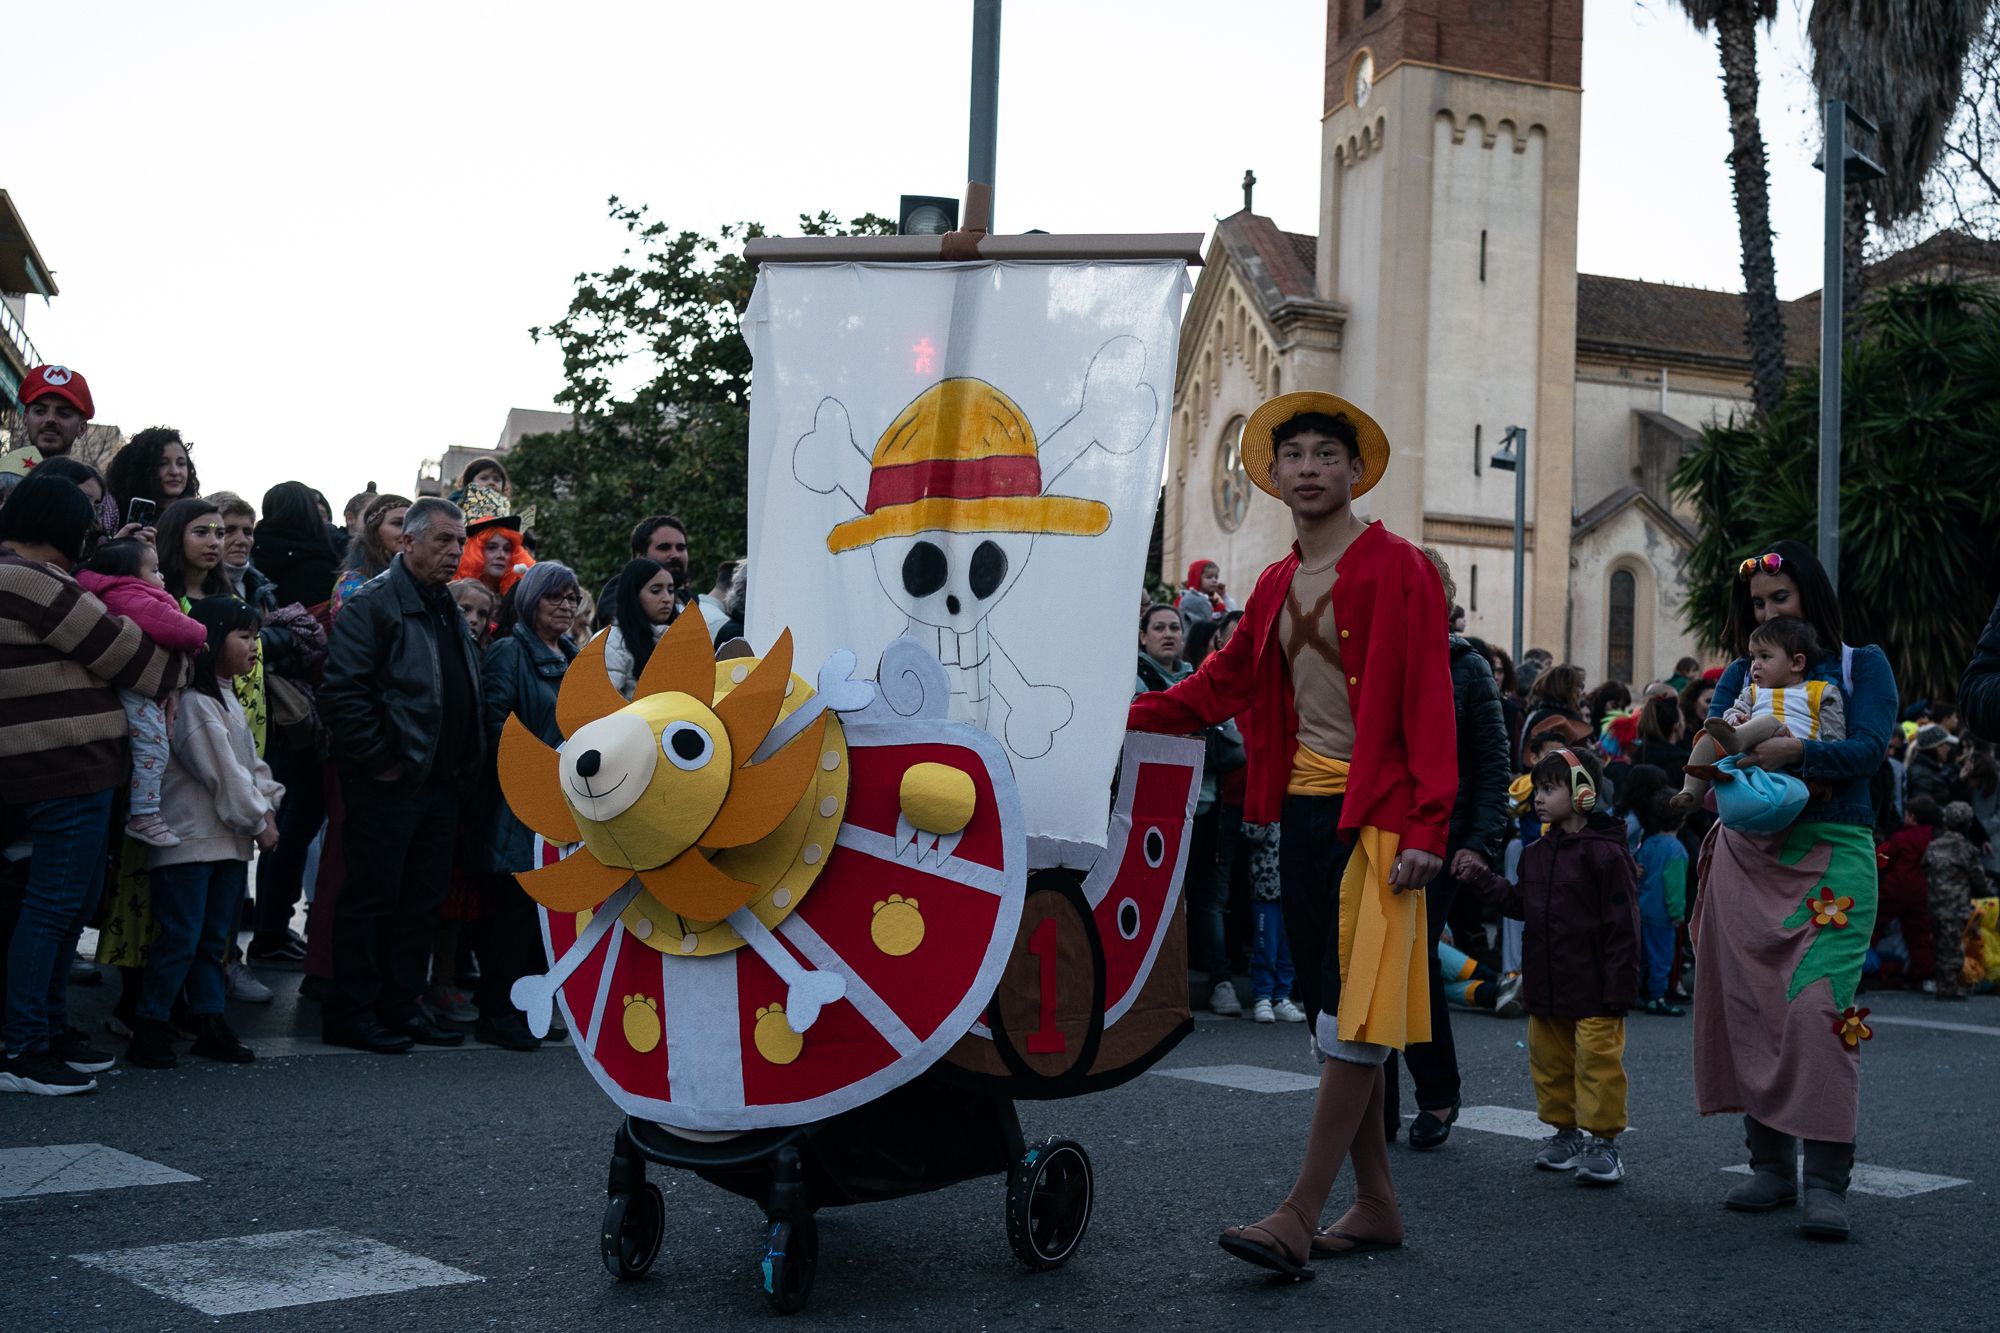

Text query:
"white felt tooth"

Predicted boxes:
[[935, 829, 964, 862], [895, 813, 919, 854], [916, 831, 940, 863]]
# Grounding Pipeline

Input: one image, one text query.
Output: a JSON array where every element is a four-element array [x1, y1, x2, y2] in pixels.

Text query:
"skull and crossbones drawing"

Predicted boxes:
[[793, 336, 1157, 761]]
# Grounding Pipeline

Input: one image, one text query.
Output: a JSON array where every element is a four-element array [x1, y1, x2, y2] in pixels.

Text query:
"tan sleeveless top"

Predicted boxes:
[[1280, 556, 1355, 764]]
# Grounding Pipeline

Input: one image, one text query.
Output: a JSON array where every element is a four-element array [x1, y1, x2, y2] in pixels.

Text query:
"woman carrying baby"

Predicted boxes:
[[1690, 539, 1896, 1243]]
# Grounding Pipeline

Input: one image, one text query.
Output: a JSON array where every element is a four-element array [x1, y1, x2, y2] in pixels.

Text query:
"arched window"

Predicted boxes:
[[1607, 568, 1636, 685], [1213, 415, 1250, 532]]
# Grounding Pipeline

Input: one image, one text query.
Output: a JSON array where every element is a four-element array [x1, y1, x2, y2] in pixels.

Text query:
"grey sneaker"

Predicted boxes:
[[1493, 973, 1525, 1018], [1208, 981, 1243, 1017], [1574, 1136, 1625, 1185], [1535, 1127, 1587, 1171]]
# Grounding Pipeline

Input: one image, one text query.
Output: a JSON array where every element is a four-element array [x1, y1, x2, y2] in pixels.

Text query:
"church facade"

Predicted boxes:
[[1162, 0, 1812, 686]]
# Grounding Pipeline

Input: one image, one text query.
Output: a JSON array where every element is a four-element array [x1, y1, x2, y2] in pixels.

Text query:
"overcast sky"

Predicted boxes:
[[12, 0, 1835, 514]]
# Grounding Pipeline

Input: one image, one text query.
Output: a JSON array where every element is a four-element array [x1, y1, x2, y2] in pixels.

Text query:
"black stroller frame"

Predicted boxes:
[[599, 1072, 1093, 1314]]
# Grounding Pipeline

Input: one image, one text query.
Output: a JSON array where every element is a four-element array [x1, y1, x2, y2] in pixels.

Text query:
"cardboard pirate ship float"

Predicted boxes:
[[500, 613, 1198, 1307]]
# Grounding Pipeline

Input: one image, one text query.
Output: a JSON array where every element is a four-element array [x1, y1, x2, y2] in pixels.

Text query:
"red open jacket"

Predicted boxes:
[[1129, 522, 1457, 857]]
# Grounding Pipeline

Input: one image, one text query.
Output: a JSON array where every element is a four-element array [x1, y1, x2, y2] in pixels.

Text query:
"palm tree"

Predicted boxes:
[[1808, 1, 1994, 312], [1678, 1, 1790, 418]]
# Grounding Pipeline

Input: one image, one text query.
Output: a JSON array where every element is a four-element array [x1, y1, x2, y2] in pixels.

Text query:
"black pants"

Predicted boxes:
[[253, 748, 326, 946], [327, 773, 456, 1029], [1278, 793, 1356, 1029], [1386, 868, 1461, 1118], [475, 873, 544, 1021]]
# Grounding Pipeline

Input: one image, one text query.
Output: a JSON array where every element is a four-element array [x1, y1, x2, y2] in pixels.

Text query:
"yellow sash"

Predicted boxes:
[[1289, 743, 1350, 796], [1287, 746, 1432, 1048]]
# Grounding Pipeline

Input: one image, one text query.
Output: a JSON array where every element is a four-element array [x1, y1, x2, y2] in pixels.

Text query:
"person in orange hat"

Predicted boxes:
[[17, 364, 94, 460], [1128, 390, 1457, 1280]]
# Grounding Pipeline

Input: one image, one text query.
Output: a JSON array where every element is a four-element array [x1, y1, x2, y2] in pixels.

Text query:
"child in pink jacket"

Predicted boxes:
[[78, 539, 208, 847]]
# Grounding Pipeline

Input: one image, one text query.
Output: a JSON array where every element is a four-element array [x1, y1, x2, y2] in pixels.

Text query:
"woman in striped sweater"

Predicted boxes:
[[0, 474, 192, 1096]]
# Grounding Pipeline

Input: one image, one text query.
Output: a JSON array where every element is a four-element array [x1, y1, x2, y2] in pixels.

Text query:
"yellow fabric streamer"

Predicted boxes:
[[1288, 743, 1351, 796], [1334, 825, 1432, 1049]]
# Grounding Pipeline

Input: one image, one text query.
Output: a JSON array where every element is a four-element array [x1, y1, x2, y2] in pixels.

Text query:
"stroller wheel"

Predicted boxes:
[[1007, 1135, 1093, 1270], [600, 1182, 665, 1280], [760, 1213, 818, 1314]]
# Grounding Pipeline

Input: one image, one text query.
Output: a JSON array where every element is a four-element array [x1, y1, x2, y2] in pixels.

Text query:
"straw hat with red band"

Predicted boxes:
[[18, 364, 94, 419], [1240, 390, 1389, 501], [825, 378, 1109, 554]]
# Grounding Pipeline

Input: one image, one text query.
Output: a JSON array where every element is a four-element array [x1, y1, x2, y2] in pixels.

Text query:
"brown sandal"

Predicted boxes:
[[1311, 1228, 1404, 1259], [1219, 1207, 1315, 1280]]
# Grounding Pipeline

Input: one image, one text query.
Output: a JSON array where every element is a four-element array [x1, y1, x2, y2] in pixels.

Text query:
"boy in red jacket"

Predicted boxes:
[[1454, 747, 1640, 1185], [1130, 392, 1455, 1279]]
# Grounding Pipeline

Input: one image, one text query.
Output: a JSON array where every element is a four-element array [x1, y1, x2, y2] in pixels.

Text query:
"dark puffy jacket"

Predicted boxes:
[[251, 524, 340, 613], [1461, 815, 1640, 1018], [480, 623, 577, 874], [1448, 636, 1510, 860], [320, 556, 485, 783], [1962, 592, 2000, 740]]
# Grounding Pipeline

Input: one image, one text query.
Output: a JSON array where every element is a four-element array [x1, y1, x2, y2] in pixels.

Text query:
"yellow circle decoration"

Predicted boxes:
[[617, 660, 848, 957], [871, 894, 925, 956], [899, 763, 976, 835], [754, 1004, 803, 1064], [622, 994, 662, 1053]]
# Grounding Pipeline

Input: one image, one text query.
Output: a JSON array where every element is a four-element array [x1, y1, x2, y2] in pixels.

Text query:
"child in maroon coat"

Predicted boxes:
[[78, 540, 208, 847], [1873, 795, 1939, 986], [1455, 746, 1640, 1186]]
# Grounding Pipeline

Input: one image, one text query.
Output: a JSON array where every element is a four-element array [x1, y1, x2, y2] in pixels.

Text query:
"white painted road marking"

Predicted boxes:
[[1453, 1105, 1576, 1140], [73, 1228, 480, 1316], [0, 1144, 198, 1199], [1869, 1014, 2000, 1038], [1154, 1063, 1321, 1093], [1721, 1163, 1970, 1198]]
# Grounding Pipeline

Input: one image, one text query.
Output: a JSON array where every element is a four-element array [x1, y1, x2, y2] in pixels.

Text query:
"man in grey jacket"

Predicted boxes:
[[318, 498, 483, 1054]]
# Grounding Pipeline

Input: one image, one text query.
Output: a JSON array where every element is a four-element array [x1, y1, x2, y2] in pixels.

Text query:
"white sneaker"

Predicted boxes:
[[1273, 998, 1308, 1023], [1494, 973, 1526, 1019], [1208, 980, 1243, 1017], [123, 813, 182, 848], [226, 962, 273, 1003], [1252, 998, 1275, 1023]]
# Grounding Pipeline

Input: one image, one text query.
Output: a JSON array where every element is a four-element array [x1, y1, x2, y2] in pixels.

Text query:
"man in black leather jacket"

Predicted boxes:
[[1384, 573, 1514, 1149], [1962, 593, 2000, 741], [318, 497, 484, 1054]]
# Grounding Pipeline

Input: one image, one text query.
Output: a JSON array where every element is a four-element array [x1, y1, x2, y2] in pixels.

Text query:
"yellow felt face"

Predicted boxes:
[[570, 692, 735, 871]]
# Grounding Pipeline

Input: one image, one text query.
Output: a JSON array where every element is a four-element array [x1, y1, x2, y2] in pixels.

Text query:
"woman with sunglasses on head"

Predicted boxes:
[[1691, 539, 1896, 1242]]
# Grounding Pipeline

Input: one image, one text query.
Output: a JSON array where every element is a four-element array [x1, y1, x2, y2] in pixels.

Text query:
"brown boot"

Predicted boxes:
[[1702, 717, 1737, 747]]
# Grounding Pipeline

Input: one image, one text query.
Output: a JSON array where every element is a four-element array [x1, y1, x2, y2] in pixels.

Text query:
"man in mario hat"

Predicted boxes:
[[17, 364, 94, 459], [1128, 390, 1457, 1279]]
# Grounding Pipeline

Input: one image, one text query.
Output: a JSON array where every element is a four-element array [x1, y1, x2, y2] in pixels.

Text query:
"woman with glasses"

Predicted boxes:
[[470, 561, 580, 1051], [1691, 539, 1896, 1242]]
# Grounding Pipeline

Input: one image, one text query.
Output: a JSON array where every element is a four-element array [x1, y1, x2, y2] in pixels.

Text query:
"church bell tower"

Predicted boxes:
[[1319, 0, 1583, 657]]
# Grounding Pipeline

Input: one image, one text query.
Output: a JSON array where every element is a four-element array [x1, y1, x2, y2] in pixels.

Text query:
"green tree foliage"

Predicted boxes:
[[509, 199, 892, 593], [1674, 280, 2000, 700]]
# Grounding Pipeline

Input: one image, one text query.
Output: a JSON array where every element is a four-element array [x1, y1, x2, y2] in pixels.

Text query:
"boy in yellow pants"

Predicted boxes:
[[1454, 747, 1640, 1184]]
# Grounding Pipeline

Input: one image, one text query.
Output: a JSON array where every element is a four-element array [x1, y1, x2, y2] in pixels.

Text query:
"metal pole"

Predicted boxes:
[[1511, 428, 1527, 666], [969, 0, 1002, 228], [1818, 99, 1844, 590]]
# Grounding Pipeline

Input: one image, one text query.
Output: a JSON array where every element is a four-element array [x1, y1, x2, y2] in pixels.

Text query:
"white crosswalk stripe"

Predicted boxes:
[[1721, 1163, 1970, 1198], [72, 1228, 480, 1316], [1152, 1063, 1321, 1093], [0, 1144, 198, 1199]]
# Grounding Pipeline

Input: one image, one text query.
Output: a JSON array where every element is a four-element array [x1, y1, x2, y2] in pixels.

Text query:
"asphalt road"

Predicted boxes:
[[4, 963, 1994, 1331]]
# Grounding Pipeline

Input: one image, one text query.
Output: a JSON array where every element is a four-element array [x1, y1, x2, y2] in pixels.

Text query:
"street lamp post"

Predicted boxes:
[[969, 0, 1001, 227], [1814, 99, 1883, 592], [1489, 426, 1528, 665]]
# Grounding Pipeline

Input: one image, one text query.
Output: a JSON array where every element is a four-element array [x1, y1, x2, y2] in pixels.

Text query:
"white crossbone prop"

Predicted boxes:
[[728, 909, 846, 1033], [750, 649, 874, 763], [1032, 335, 1158, 487], [511, 879, 642, 1037]]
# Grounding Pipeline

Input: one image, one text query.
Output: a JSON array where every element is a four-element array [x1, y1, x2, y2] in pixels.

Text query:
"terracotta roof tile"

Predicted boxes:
[[1575, 274, 1817, 369]]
